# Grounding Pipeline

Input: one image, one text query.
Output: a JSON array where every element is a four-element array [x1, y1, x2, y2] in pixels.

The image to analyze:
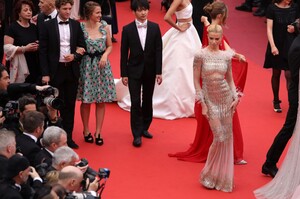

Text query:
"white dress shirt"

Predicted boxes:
[[135, 19, 147, 50], [57, 17, 71, 62]]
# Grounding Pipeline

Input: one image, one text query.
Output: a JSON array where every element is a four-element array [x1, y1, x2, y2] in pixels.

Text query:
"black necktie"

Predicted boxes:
[[44, 15, 51, 20], [59, 21, 69, 25]]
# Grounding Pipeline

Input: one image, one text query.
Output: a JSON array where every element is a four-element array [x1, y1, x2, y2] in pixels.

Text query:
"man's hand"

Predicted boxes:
[[42, 76, 50, 85], [29, 166, 40, 179], [87, 178, 100, 192], [156, 75, 162, 85], [64, 54, 75, 62], [122, 77, 128, 86]]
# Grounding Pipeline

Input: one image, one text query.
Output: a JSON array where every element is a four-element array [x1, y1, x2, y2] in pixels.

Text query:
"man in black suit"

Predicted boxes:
[[34, 126, 67, 167], [16, 111, 45, 165], [120, 0, 162, 147], [39, 0, 86, 149], [0, 154, 42, 199], [36, 0, 58, 34], [261, 23, 300, 178]]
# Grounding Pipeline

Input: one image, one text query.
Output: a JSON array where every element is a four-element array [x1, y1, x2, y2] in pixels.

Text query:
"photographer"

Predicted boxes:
[[0, 65, 62, 130], [57, 166, 100, 199]]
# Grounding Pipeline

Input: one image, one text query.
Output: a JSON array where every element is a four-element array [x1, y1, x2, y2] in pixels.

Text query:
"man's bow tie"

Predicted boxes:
[[137, 24, 147, 28], [59, 21, 69, 25], [44, 15, 51, 20]]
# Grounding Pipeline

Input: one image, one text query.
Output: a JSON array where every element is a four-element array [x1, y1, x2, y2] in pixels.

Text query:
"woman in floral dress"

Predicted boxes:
[[77, 1, 116, 145]]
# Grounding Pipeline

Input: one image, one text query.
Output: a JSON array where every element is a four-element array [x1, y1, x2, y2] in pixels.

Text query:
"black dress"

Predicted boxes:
[[263, 3, 299, 70], [5, 21, 40, 83]]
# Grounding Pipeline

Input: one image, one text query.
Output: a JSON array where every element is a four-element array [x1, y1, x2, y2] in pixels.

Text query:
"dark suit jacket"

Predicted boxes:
[[120, 20, 162, 79], [16, 134, 41, 165], [34, 148, 52, 167], [0, 155, 8, 180], [39, 17, 85, 83]]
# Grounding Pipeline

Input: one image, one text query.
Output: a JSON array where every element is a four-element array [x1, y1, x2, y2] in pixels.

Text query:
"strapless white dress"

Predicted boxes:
[[115, 4, 202, 120]]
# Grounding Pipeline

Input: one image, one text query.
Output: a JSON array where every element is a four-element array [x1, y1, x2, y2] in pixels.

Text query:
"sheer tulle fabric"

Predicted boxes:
[[254, 75, 300, 198], [116, 22, 202, 119], [168, 26, 247, 163]]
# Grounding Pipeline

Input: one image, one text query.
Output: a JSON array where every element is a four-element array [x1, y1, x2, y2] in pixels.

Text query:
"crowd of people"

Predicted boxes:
[[1, 0, 300, 198]]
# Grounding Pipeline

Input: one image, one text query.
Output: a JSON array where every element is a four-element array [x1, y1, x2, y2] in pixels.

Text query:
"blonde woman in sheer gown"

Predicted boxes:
[[193, 24, 238, 192]]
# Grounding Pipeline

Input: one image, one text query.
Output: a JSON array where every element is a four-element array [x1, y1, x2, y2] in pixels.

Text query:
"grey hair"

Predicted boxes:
[[0, 129, 15, 151], [52, 146, 79, 167], [42, 126, 67, 147]]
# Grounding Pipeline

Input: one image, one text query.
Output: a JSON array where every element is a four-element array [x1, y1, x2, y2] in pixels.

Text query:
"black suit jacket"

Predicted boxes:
[[34, 148, 52, 167], [39, 17, 85, 83], [0, 155, 8, 180], [16, 134, 41, 165], [120, 20, 162, 79]]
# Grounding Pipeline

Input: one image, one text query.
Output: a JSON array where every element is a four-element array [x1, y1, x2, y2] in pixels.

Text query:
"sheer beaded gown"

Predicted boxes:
[[194, 48, 235, 192]]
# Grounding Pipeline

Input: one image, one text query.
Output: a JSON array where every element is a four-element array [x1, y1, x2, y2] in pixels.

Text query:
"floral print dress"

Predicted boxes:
[[77, 21, 116, 103]]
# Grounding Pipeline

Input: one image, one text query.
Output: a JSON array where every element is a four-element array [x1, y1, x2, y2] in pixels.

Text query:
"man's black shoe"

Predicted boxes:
[[133, 137, 142, 147], [142, 131, 153, 139], [68, 140, 79, 149], [253, 8, 265, 16], [262, 163, 278, 178], [235, 3, 252, 12]]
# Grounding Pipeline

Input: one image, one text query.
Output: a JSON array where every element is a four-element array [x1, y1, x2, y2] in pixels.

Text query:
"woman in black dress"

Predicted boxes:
[[263, 0, 299, 113], [4, 0, 40, 84]]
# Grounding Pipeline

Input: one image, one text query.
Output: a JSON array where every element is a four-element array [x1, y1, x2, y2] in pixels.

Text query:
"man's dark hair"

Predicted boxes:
[[22, 110, 45, 133], [0, 65, 7, 79], [18, 95, 37, 113], [55, 0, 74, 9], [131, 0, 150, 11]]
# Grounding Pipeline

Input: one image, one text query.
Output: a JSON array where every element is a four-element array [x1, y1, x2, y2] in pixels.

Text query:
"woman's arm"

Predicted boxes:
[[225, 59, 239, 112], [99, 25, 113, 68], [266, 18, 278, 55], [4, 35, 39, 54], [164, 0, 189, 32], [193, 54, 208, 117]]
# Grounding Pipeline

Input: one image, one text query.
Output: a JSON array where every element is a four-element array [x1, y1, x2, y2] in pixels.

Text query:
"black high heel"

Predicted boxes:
[[94, 133, 104, 146], [84, 132, 94, 143]]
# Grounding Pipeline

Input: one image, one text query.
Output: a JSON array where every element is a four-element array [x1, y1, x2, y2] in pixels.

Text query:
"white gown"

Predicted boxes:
[[254, 73, 300, 198], [116, 4, 202, 120]]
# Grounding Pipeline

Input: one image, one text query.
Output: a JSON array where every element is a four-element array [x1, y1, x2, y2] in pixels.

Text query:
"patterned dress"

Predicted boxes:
[[77, 21, 116, 103], [194, 48, 235, 192]]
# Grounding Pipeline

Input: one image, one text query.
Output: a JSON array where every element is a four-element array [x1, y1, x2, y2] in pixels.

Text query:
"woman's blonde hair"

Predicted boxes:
[[207, 24, 223, 35]]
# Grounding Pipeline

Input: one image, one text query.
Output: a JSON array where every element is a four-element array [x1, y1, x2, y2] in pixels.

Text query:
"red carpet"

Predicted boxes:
[[72, 0, 291, 198]]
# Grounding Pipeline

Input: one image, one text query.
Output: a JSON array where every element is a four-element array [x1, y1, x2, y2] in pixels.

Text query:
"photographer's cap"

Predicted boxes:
[[6, 154, 30, 178]]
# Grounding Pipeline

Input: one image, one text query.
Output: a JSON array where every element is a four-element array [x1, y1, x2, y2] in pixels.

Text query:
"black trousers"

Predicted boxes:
[[51, 63, 78, 140], [128, 74, 155, 138], [266, 81, 299, 166]]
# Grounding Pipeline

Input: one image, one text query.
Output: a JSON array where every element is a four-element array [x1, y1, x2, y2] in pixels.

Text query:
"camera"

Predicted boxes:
[[1, 100, 19, 120], [37, 86, 64, 110], [35, 162, 50, 180], [65, 192, 98, 199], [99, 168, 110, 179], [76, 158, 110, 191]]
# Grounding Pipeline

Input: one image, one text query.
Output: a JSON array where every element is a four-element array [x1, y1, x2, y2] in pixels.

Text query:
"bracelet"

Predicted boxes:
[[195, 90, 205, 103], [21, 46, 26, 53]]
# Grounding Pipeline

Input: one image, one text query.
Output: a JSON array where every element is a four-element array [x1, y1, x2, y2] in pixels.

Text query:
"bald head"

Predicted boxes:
[[39, 0, 56, 15], [58, 166, 83, 192]]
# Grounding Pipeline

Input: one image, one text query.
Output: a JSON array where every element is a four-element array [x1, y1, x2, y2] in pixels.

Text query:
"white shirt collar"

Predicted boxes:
[[23, 132, 38, 143]]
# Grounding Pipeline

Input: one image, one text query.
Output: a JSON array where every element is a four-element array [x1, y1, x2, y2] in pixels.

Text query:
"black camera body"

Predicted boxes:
[[65, 192, 98, 199], [37, 86, 64, 110], [2, 100, 19, 120], [76, 158, 110, 191]]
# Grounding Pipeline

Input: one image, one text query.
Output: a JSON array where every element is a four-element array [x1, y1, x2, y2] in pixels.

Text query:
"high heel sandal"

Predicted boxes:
[[273, 100, 282, 113], [94, 133, 104, 146], [84, 132, 94, 143]]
